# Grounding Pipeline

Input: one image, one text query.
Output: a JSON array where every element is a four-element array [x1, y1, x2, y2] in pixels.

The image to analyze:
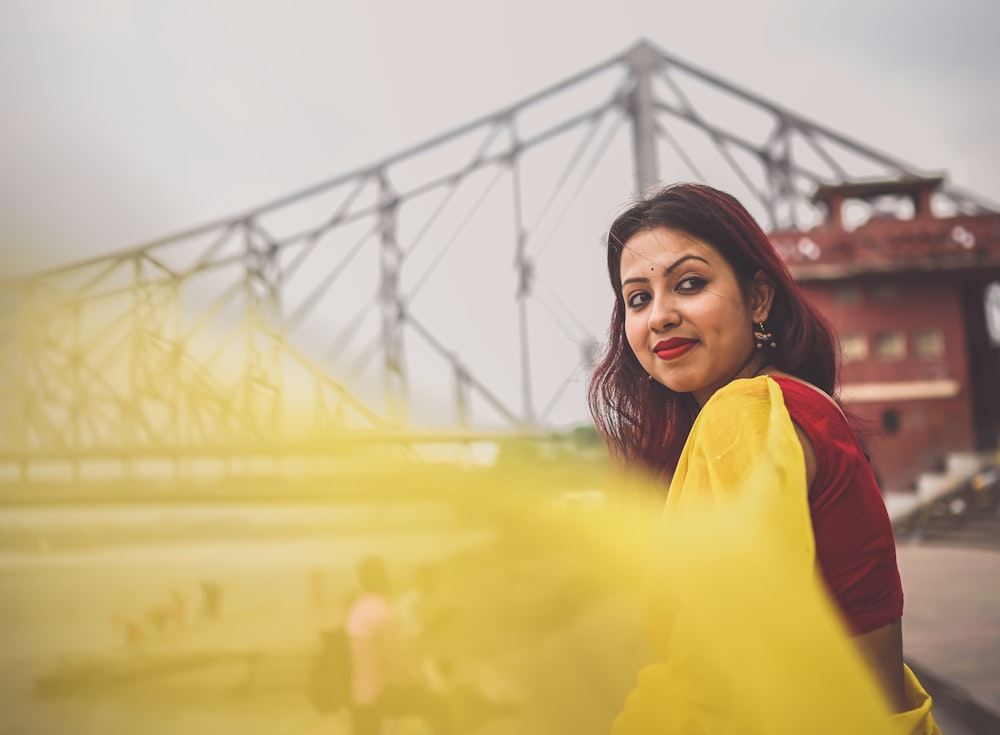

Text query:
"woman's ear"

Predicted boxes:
[[750, 271, 775, 323]]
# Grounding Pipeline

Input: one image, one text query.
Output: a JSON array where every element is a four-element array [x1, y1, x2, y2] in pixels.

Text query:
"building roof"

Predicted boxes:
[[812, 176, 946, 205]]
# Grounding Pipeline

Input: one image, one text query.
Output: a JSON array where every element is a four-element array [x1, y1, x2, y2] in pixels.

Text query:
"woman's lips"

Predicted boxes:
[[653, 339, 697, 360]]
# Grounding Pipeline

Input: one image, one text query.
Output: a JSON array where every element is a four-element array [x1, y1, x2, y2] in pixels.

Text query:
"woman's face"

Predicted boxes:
[[619, 227, 772, 406]]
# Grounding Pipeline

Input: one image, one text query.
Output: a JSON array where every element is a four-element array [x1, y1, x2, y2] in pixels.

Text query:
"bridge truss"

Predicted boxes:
[[1, 40, 994, 487]]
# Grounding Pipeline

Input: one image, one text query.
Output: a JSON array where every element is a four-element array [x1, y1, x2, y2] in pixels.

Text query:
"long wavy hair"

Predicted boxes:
[[588, 183, 839, 477]]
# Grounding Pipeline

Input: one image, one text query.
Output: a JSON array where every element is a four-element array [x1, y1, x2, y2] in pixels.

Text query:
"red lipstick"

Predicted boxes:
[[653, 338, 697, 360]]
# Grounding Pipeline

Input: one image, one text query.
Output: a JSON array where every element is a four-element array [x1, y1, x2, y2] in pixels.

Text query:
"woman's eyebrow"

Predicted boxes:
[[664, 254, 710, 274], [621, 254, 710, 286], [621, 275, 649, 287]]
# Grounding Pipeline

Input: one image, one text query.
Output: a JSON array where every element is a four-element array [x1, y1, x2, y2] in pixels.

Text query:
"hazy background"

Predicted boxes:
[[2, 0, 999, 278], [1, 5, 997, 733]]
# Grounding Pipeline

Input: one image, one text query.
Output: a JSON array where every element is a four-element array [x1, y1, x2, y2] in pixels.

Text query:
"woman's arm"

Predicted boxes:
[[790, 419, 906, 712], [853, 619, 906, 712]]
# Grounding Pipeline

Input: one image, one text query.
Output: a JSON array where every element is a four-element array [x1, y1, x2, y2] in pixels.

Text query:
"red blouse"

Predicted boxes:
[[771, 377, 904, 635]]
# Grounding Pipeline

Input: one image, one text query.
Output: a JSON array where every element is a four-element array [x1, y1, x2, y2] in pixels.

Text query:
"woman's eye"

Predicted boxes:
[[627, 292, 650, 308], [677, 276, 706, 292]]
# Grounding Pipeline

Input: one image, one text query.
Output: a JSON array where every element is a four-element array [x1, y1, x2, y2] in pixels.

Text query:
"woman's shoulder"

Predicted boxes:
[[704, 373, 777, 406], [677, 375, 808, 500], [763, 373, 848, 428], [694, 375, 792, 442], [696, 373, 853, 440]]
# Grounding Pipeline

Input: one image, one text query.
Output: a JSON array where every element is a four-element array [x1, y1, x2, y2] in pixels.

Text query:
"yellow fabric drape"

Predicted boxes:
[[613, 376, 940, 735]]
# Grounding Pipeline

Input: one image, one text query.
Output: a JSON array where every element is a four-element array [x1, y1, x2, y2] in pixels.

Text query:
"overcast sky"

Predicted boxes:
[[1, 0, 998, 278]]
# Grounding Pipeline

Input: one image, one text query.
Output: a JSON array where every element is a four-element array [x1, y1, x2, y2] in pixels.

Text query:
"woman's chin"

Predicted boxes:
[[651, 370, 700, 395]]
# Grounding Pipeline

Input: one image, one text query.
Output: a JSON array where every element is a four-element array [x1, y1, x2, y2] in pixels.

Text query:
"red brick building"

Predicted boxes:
[[770, 178, 1000, 492]]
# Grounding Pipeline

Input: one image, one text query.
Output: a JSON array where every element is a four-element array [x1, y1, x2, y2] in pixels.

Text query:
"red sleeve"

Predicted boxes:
[[771, 377, 904, 635]]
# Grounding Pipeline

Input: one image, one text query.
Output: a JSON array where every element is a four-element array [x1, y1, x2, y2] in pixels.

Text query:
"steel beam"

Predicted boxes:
[[626, 41, 661, 196]]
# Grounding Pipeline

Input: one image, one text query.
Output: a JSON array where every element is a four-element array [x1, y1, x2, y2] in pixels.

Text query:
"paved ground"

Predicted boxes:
[[896, 542, 1000, 733]]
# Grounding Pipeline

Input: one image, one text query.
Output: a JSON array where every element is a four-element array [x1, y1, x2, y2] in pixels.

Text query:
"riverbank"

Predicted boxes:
[[1, 481, 654, 735]]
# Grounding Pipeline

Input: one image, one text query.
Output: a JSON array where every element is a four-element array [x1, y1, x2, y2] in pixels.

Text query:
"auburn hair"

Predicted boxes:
[[588, 183, 839, 477]]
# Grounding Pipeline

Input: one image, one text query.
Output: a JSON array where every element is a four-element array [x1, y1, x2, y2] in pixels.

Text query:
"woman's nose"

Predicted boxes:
[[647, 295, 678, 332]]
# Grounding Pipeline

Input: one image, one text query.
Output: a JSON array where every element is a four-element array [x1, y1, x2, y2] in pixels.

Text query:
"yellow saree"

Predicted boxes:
[[613, 376, 939, 735]]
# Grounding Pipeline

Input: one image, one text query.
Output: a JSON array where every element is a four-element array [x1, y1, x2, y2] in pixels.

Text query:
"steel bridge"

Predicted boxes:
[[1, 40, 995, 490]]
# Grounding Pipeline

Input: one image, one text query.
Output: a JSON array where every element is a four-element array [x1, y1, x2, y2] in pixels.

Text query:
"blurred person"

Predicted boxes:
[[345, 555, 454, 735], [200, 580, 222, 620], [589, 183, 939, 733], [111, 613, 144, 646], [145, 600, 173, 635], [169, 587, 189, 627]]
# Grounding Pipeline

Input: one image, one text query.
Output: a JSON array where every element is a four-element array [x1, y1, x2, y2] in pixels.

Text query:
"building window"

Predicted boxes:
[[913, 329, 944, 359], [833, 284, 863, 305], [881, 409, 902, 435], [871, 282, 902, 303], [839, 333, 868, 363], [985, 281, 1000, 346], [874, 331, 906, 360]]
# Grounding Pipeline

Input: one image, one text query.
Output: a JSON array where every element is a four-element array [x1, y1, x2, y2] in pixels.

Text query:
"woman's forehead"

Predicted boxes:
[[620, 228, 719, 269]]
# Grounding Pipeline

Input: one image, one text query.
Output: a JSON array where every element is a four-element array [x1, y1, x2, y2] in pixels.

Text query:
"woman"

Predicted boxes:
[[589, 183, 938, 733]]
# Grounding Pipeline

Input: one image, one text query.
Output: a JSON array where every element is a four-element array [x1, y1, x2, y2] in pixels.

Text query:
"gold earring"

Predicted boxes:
[[753, 321, 776, 349]]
